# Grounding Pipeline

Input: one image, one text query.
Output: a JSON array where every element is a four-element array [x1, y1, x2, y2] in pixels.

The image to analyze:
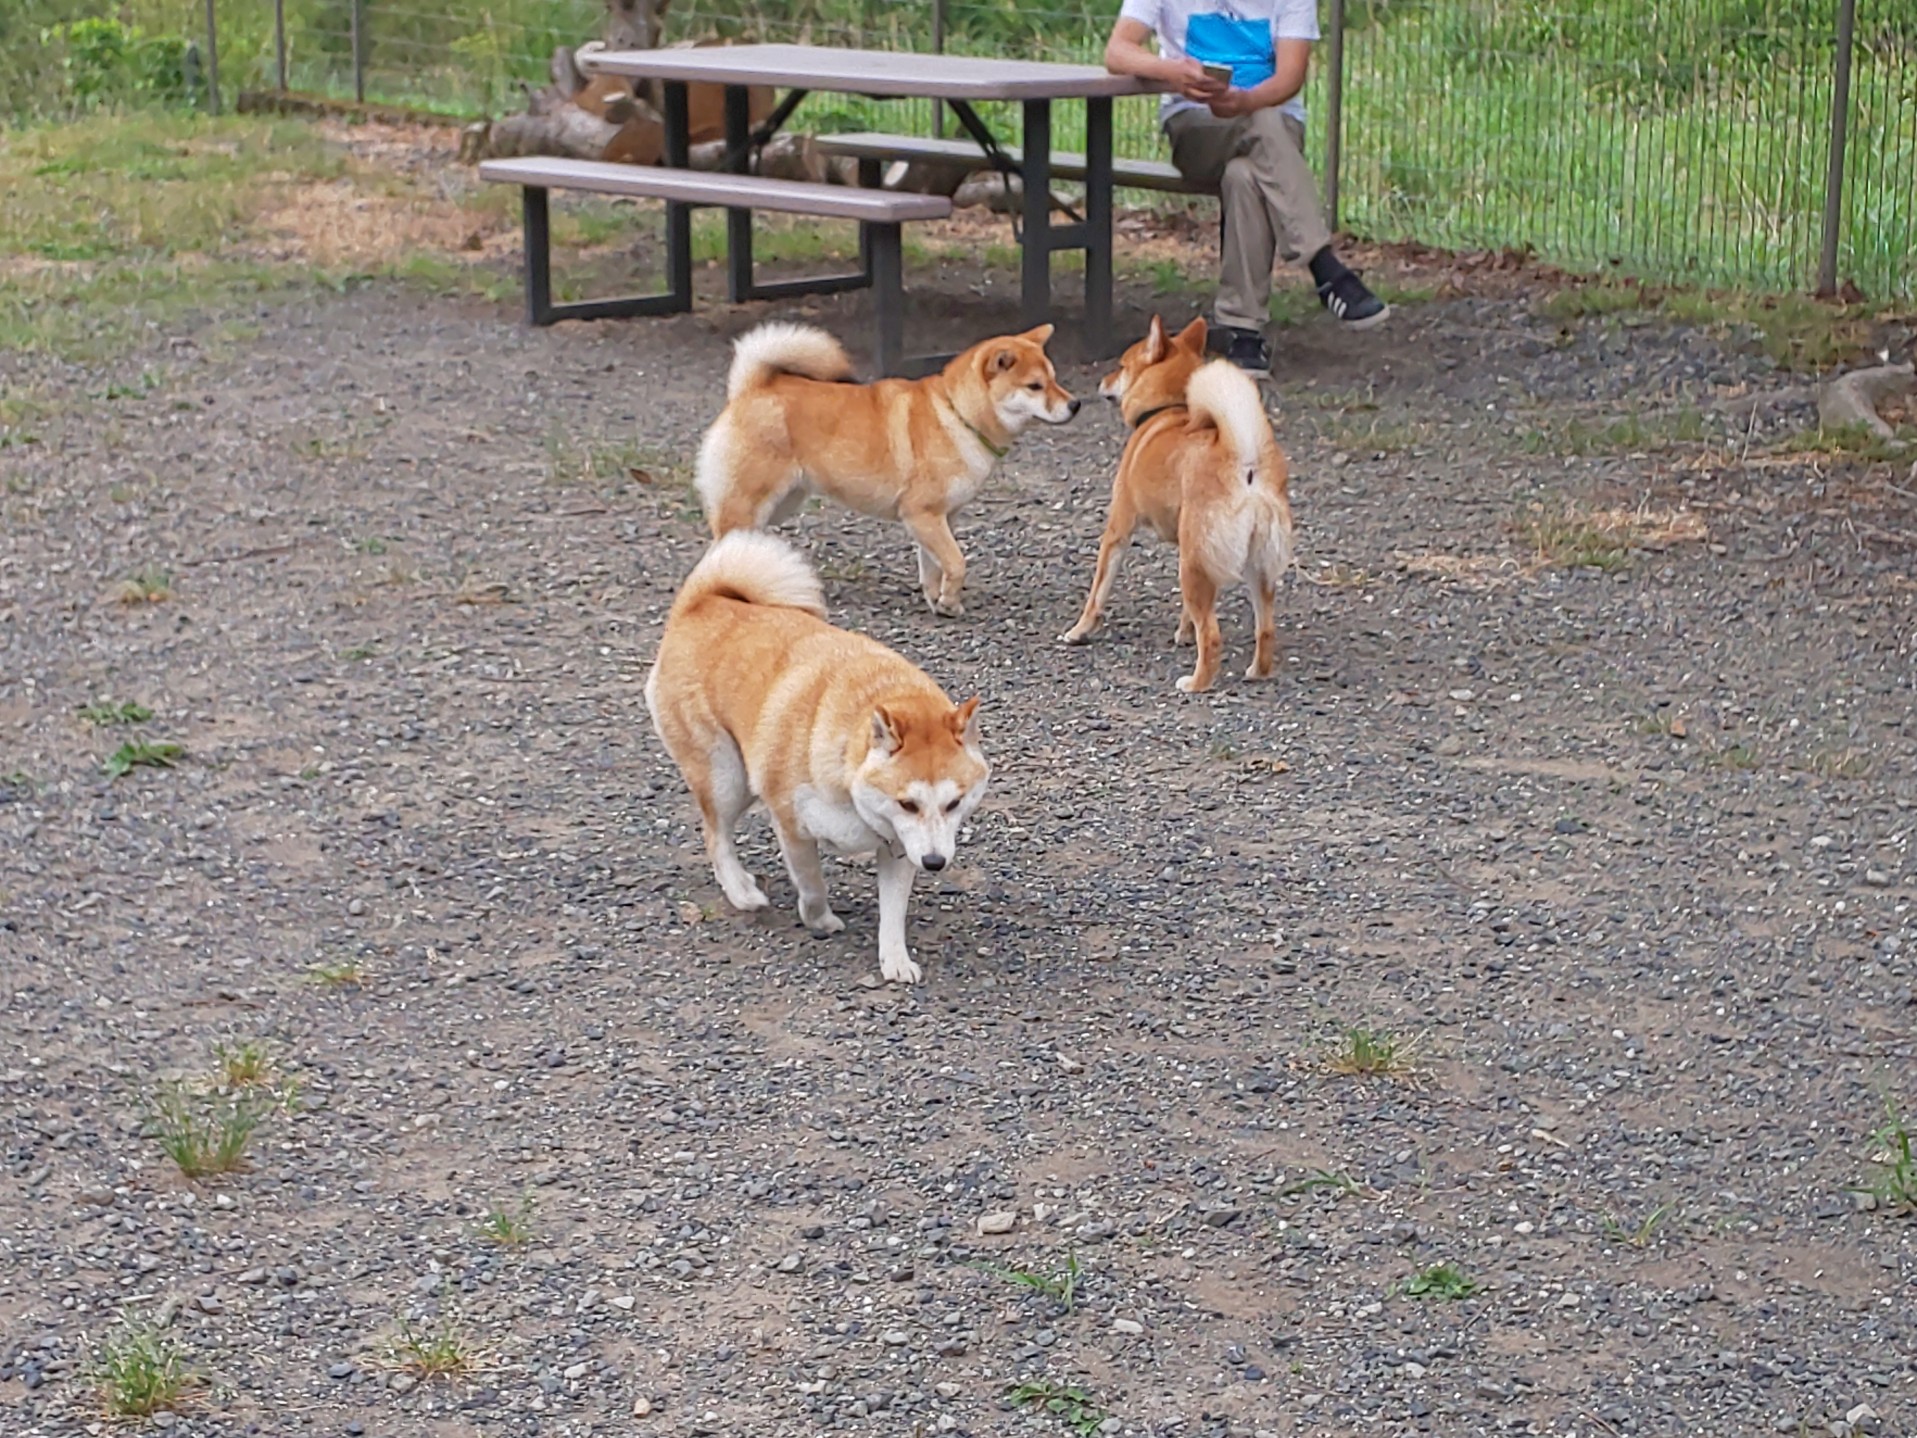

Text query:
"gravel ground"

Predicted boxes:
[[1, 246, 1914, 1438]]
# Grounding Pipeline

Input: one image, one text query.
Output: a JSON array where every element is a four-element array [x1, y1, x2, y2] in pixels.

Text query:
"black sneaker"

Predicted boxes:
[[1221, 326, 1271, 378], [1317, 271, 1390, 329]]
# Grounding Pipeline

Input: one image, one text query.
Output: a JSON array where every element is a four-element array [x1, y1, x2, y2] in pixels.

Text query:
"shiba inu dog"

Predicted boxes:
[[1059, 315, 1295, 694], [644, 531, 990, 984], [695, 321, 1080, 617]]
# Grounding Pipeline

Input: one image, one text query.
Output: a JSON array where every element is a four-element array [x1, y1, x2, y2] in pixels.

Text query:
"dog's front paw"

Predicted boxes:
[[1058, 624, 1093, 645], [1175, 674, 1210, 695], [723, 881, 771, 911], [880, 951, 923, 985], [1244, 661, 1273, 680], [931, 597, 966, 619], [803, 907, 846, 936]]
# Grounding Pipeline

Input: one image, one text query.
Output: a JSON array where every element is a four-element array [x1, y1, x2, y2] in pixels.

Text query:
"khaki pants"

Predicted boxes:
[[1164, 107, 1333, 334]]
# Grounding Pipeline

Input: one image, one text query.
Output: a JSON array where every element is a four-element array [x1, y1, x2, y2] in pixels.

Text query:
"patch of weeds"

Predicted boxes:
[[78, 699, 153, 726], [1804, 745, 1874, 780], [980, 1251, 1081, 1313], [90, 1320, 200, 1418], [1707, 742, 1760, 770], [816, 555, 871, 583], [1006, 1379, 1107, 1436], [1632, 709, 1688, 739], [1514, 503, 1631, 571], [352, 535, 390, 555], [1769, 421, 1913, 462], [1326, 1026, 1418, 1078], [103, 739, 184, 778], [212, 1039, 275, 1090], [478, 1196, 535, 1246], [1534, 282, 1654, 321], [1322, 410, 1429, 454], [1, 768, 36, 798], [1138, 256, 1190, 295], [1601, 1201, 1675, 1248], [1398, 1262, 1479, 1300], [1855, 1097, 1916, 1215], [116, 567, 172, 604], [1670, 290, 1873, 372], [1267, 285, 1319, 326], [342, 643, 378, 662], [306, 959, 366, 989], [392, 1313, 479, 1378], [143, 1081, 271, 1179], [1279, 1168, 1362, 1198], [1519, 407, 1709, 457]]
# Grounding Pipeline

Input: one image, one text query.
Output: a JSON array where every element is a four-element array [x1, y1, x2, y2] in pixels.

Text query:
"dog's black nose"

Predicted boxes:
[[921, 854, 947, 872], [1066, 399, 1082, 417]]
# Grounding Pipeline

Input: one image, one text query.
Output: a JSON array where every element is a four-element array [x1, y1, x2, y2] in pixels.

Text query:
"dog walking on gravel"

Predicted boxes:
[[645, 532, 990, 985], [694, 320, 1080, 617]]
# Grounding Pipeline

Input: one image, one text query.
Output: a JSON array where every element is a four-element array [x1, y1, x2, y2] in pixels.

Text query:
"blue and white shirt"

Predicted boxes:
[[1117, 0, 1320, 124]]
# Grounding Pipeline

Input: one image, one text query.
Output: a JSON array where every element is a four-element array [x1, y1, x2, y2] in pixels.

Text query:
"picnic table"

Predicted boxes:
[[575, 42, 1171, 367]]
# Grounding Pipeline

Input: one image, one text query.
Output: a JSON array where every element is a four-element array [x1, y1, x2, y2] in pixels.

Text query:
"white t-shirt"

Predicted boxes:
[[1116, 0, 1319, 125]]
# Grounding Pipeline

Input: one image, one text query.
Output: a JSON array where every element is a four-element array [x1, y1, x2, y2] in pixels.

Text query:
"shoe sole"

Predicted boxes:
[[1336, 303, 1391, 332]]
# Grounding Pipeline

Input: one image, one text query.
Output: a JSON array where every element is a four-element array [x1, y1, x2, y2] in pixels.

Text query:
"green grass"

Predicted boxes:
[[1857, 1098, 1917, 1215], [212, 1039, 276, 1090], [1601, 1201, 1676, 1248], [1006, 1380, 1108, 1436], [1279, 1168, 1363, 1198], [1398, 1262, 1479, 1300], [478, 1196, 536, 1246], [144, 1081, 271, 1178], [103, 738, 183, 778], [90, 1321, 199, 1418], [393, 1313, 479, 1377], [115, 567, 172, 604], [1514, 504, 1632, 571], [1326, 1026, 1417, 1078], [977, 1251, 1082, 1313], [1517, 407, 1710, 457], [77, 699, 153, 726], [306, 958, 366, 989]]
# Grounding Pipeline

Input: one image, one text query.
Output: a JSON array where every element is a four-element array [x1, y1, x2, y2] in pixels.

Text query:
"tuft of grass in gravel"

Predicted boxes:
[[306, 959, 366, 989], [1856, 1098, 1917, 1215], [1601, 1201, 1675, 1248], [1326, 1026, 1418, 1078], [393, 1314, 479, 1377], [115, 567, 173, 604], [144, 1081, 272, 1179], [978, 1251, 1081, 1313], [1515, 504, 1632, 571], [478, 1196, 535, 1246], [213, 1039, 276, 1090], [1006, 1379, 1107, 1435], [1399, 1262, 1479, 1300], [77, 699, 153, 726], [103, 738, 184, 778], [91, 1321, 200, 1418], [1279, 1168, 1363, 1198]]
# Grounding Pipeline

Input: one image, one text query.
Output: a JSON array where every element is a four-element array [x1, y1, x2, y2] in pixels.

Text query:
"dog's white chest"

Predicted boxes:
[[794, 787, 882, 856]]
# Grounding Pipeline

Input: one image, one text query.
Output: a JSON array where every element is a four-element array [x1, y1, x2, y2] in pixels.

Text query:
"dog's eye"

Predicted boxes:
[[943, 799, 962, 815], [899, 799, 920, 815], [1026, 381, 1044, 391]]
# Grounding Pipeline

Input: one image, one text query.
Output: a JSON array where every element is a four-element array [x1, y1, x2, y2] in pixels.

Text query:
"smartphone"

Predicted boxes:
[[1200, 62, 1235, 86]]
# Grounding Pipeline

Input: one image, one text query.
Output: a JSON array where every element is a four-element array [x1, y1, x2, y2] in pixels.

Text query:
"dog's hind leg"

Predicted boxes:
[[707, 443, 803, 537], [902, 507, 967, 618], [1175, 564, 1223, 694], [1059, 492, 1137, 645], [875, 849, 921, 984], [699, 736, 769, 911], [1174, 602, 1195, 647], [767, 806, 843, 936], [1247, 574, 1278, 679], [915, 543, 944, 611]]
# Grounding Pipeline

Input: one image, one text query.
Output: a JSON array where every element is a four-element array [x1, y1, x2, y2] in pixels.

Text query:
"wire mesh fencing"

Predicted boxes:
[[16, 0, 1916, 301]]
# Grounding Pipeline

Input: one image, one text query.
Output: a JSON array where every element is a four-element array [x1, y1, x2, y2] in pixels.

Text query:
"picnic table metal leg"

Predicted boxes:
[[523, 186, 554, 326], [663, 81, 693, 311], [723, 84, 756, 303], [1084, 96, 1114, 355], [1020, 98, 1053, 330], [870, 222, 905, 378]]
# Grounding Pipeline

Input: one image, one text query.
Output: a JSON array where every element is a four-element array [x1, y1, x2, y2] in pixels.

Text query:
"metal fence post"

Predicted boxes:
[[352, 0, 367, 103], [1323, 0, 1344, 233], [1817, 0, 1857, 295], [203, 0, 221, 114], [931, 0, 946, 139], [275, 0, 288, 92]]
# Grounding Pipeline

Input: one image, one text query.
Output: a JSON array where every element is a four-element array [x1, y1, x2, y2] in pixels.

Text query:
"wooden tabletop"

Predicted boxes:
[[580, 43, 1170, 102]]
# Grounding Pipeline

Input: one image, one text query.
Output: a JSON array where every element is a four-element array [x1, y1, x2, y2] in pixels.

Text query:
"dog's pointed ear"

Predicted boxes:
[[1175, 316, 1208, 353], [993, 346, 1019, 372], [950, 696, 981, 743], [1142, 314, 1168, 364], [1021, 323, 1055, 348], [870, 706, 903, 755]]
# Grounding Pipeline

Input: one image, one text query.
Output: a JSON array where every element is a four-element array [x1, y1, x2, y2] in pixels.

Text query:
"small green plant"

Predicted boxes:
[[213, 1039, 275, 1090], [116, 567, 173, 604], [1279, 1168, 1362, 1198], [306, 959, 365, 989], [144, 1082, 270, 1179], [90, 1320, 199, 1418], [981, 1251, 1081, 1313], [1805, 745, 1874, 781], [393, 1313, 478, 1377], [1601, 1201, 1675, 1248], [1515, 505, 1631, 571], [1, 768, 36, 796], [78, 699, 153, 726], [352, 535, 389, 554], [1007, 1379, 1107, 1436], [1707, 742, 1759, 770], [1856, 1098, 1917, 1214], [342, 643, 377, 661], [1326, 1026, 1417, 1078], [478, 1196, 535, 1246], [104, 738, 183, 777], [1399, 1262, 1479, 1300]]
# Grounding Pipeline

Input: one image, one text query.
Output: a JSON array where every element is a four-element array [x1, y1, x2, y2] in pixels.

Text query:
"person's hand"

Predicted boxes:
[[1169, 57, 1228, 104], [1207, 87, 1260, 118]]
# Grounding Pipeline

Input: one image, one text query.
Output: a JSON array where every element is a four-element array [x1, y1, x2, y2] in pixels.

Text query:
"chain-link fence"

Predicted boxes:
[[14, 1, 1916, 301]]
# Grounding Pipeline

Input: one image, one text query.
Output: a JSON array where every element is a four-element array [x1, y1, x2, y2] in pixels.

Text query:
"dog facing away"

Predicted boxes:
[[695, 322, 1079, 617], [645, 531, 990, 984], [1059, 315, 1295, 693]]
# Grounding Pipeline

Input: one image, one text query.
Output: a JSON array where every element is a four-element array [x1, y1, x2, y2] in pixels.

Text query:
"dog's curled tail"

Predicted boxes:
[[726, 322, 855, 400], [671, 531, 828, 621], [1185, 359, 1276, 476]]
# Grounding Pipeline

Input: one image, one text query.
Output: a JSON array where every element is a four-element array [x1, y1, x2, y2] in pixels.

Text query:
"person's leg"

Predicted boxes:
[[1166, 110, 1276, 369]]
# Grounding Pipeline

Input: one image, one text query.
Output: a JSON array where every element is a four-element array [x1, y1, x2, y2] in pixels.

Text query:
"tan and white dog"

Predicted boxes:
[[645, 531, 990, 984], [1060, 316, 1295, 693], [695, 321, 1080, 617]]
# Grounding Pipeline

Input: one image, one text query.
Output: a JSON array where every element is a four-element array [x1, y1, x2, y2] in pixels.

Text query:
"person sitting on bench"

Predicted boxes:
[[1104, 0, 1388, 377]]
